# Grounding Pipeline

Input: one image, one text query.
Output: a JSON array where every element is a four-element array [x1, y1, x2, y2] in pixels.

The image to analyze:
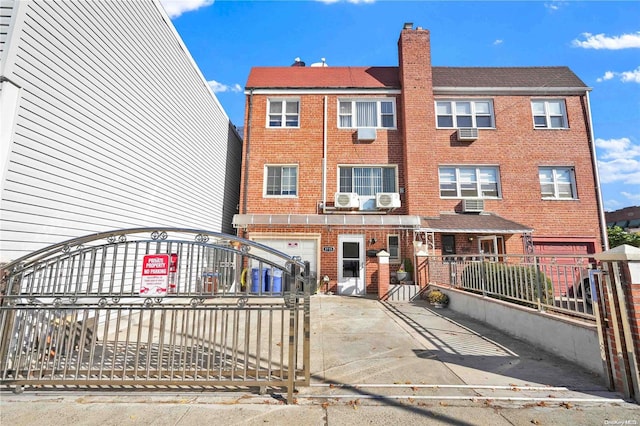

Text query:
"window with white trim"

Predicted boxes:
[[265, 165, 298, 196], [539, 167, 576, 199], [438, 166, 501, 198], [268, 99, 299, 127], [339, 166, 397, 194], [339, 165, 397, 210], [387, 235, 400, 263], [531, 100, 567, 129], [436, 100, 494, 128], [338, 99, 396, 128]]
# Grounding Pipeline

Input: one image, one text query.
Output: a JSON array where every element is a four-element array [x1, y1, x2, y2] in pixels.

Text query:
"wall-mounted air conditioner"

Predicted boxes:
[[375, 192, 401, 209], [457, 128, 478, 141], [335, 192, 360, 209], [462, 199, 484, 213], [357, 127, 377, 141]]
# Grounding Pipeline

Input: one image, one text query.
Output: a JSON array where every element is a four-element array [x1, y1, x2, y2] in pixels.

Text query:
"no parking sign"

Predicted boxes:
[[139, 254, 169, 297]]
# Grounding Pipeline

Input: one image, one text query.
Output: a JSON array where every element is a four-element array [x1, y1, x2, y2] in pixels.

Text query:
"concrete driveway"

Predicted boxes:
[[3, 294, 638, 426], [301, 294, 622, 404]]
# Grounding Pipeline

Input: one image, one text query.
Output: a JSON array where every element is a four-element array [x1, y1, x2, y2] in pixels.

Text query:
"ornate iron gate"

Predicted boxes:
[[0, 228, 310, 403]]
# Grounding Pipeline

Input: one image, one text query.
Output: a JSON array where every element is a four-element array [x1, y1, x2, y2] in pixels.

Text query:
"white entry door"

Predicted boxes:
[[338, 235, 365, 296]]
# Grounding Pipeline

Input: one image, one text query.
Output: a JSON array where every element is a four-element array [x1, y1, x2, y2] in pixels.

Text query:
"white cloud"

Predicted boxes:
[[572, 32, 640, 50], [598, 158, 640, 184], [493, 39, 503, 46], [597, 67, 640, 84], [596, 137, 640, 185], [622, 192, 640, 202], [621, 67, 640, 83], [160, 0, 214, 18], [208, 80, 242, 93], [604, 199, 623, 211], [596, 71, 615, 82], [544, 2, 562, 11]]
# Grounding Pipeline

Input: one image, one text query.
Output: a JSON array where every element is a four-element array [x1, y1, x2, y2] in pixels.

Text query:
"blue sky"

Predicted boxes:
[[161, 0, 639, 212]]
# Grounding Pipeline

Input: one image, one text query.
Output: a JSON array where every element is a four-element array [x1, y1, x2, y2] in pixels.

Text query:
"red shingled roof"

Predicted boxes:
[[246, 66, 587, 90], [246, 67, 400, 89]]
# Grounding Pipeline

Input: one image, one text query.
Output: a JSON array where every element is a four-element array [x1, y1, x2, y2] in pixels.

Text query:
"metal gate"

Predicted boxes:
[[0, 228, 310, 403]]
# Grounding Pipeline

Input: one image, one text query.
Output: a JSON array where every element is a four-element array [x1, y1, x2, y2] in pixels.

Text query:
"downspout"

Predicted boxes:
[[585, 90, 609, 251], [241, 89, 254, 236], [322, 96, 328, 213]]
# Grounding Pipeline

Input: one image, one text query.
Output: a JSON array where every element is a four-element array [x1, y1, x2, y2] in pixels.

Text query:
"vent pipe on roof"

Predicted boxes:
[[311, 58, 328, 67], [291, 57, 305, 67]]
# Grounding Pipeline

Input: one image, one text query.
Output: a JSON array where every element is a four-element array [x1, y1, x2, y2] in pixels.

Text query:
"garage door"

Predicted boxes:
[[252, 238, 318, 278], [534, 241, 594, 256]]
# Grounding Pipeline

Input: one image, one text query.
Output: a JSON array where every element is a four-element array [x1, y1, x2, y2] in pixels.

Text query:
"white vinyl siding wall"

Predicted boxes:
[[0, 0, 13, 56], [0, 0, 242, 262]]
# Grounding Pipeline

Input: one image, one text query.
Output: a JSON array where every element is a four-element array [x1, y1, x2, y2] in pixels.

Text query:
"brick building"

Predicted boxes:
[[233, 23, 607, 296], [606, 206, 640, 233]]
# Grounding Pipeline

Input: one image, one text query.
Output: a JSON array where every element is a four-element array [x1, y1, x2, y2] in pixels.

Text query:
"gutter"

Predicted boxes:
[[434, 86, 592, 96], [241, 89, 254, 220], [322, 96, 328, 213], [585, 91, 610, 251]]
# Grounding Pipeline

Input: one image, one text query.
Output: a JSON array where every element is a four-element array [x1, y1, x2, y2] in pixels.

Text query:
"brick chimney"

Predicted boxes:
[[398, 23, 435, 214]]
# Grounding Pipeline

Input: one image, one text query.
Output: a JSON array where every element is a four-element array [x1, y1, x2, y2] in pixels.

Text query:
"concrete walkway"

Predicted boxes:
[[2, 295, 639, 425]]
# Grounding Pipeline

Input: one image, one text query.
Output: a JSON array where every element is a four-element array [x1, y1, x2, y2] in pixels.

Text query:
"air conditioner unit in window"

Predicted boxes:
[[375, 192, 401, 209], [462, 199, 484, 213], [357, 127, 377, 141], [335, 192, 360, 209], [457, 128, 478, 141]]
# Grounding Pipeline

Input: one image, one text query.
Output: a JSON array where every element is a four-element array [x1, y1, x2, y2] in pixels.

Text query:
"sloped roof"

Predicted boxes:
[[432, 66, 588, 88], [245, 66, 587, 90], [246, 67, 400, 89], [421, 213, 533, 234]]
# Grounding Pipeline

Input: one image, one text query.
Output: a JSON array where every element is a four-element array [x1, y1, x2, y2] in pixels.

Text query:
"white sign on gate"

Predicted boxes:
[[139, 254, 169, 297]]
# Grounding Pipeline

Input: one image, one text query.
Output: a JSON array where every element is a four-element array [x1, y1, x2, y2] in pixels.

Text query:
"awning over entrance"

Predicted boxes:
[[233, 214, 422, 228], [420, 213, 533, 234]]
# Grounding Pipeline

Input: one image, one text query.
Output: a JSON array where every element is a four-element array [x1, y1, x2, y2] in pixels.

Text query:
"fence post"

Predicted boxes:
[[534, 256, 543, 312], [594, 245, 640, 402], [377, 251, 390, 301], [480, 259, 486, 297]]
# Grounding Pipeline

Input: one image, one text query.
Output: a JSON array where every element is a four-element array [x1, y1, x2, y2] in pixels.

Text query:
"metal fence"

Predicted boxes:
[[422, 254, 596, 320], [0, 228, 310, 403]]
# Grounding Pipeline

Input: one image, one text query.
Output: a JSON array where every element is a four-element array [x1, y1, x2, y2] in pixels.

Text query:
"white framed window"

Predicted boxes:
[[539, 166, 576, 199], [339, 165, 397, 210], [438, 166, 501, 198], [265, 165, 298, 197], [268, 99, 299, 128], [387, 235, 400, 263], [531, 99, 567, 129], [436, 100, 494, 128], [338, 99, 396, 129]]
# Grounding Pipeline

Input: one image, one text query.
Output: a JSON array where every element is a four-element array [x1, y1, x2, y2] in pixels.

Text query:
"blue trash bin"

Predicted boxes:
[[268, 269, 283, 294], [251, 267, 269, 293]]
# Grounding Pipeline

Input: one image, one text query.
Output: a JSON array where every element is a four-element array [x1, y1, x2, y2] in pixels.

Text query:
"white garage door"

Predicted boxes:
[[252, 238, 318, 277]]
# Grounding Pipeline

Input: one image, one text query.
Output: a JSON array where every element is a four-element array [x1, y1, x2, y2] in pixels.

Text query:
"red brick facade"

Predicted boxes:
[[235, 24, 605, 296]]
